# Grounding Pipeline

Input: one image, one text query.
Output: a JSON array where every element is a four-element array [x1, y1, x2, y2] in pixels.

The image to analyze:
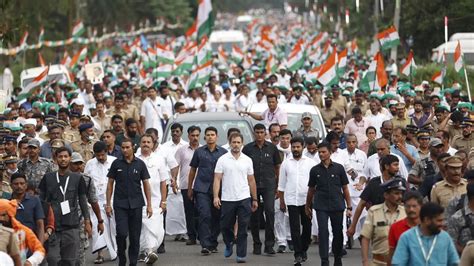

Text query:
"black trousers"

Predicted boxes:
[[220, 198, 252, 258], [115, 207, 143, 266], [316, 210, 344, 266], [195, 191, 220, 249], [250, 188, 275, 248], [288, 205, 311, 258], [181, 189, 198, 241]]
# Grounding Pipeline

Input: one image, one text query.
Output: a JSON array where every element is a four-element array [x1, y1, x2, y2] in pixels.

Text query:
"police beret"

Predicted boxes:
[[380, 178, 406, 192], [79, 123, 94, 133]]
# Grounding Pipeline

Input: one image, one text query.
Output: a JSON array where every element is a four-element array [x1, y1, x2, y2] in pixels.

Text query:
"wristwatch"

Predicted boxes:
[[98, 219, 104, 224], [347, 207, 353, 211]]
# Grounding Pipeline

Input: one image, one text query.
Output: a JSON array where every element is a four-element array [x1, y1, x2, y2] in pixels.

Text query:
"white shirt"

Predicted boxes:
[[84, 155, 117, 203], [141, 97, 163, 136], [222, 96, 236, 112], [175, 144, 200, 189], [214, 152, 254, 202], [234, 94, 250, 112], [447, 146, 458, 156], [153, 143, 181, 182], [331, 148, 346, 165], [365, 111, 390, 138], [363, 152, 408, 180], [339, 148, 367, 198], [185, 97, 204, 113], [303, 149, 320, 164], [136, 152, 167, 204], [290, 95, 311, 105], [157, 95, 174, 118], [278, 155, 316, 206], [205, 97, 227, 112]]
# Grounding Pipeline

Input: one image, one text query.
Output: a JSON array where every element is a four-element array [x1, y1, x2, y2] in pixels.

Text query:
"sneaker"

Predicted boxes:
[[264, 247, 276, 255], [186, 239, 197, 245], [174, 234, 187, 242], [253, 244, 262, 255], [236, 256, 246, 263], [294, 256, 303, 266], [224, 243, 233, 258], [201, 248, 211, 256], [144, 252, 158, 265], [277, 245, 286, 253], [138, 253, 147, 263], [210, 247, 218, 253]]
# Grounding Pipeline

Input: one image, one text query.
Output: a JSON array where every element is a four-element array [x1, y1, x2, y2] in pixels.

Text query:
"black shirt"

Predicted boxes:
[[242, 141, 282, 190], [107, 156, 150, 209], [308, 161, 349, 212], [360, 176, 407, 207]]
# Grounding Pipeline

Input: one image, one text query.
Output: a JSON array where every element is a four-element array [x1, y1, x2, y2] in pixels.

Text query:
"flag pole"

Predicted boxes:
[[464, 67, 471, 102]]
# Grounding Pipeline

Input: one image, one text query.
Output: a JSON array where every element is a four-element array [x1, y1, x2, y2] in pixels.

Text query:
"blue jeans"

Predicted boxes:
[[220, 198, 252, 258], [194, 191, 220, 249]]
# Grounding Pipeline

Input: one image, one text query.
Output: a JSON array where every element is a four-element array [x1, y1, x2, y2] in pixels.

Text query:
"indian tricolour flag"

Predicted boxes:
[[317, 49, 338, 86], [431, 70, 444, 85], [454, 41, 464, 77], [231, 45, 244, 63], [156, 43, 175, 64], [217, 45, 228, 64], [153, 64, 173, 79], [337, 48, 348, 76], [38, 52, 46, 67], [61, 51, 71, 66], [69, 46, 87, 69], [23, 65, 49, 92], [377, 26, 400, 50], [360, 52, 388, 91], [286, 42, 305, 72], [197, 0, 214, 41], [307, 65, 321, 83], [401, 50, 417, 77], [19, 31, 29, 48], [196, 38, 211, 65], [72, 20, 85, 37], [265, 54, 277, 74], [197, 60, 213, 84]]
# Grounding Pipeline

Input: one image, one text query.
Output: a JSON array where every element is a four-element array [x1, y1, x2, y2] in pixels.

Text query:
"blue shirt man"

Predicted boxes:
[[188, 127, 227, 255]]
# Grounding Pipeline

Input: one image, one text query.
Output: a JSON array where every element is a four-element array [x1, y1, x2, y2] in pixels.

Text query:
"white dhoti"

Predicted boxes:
[[274, 199, 291, 246], [351, 196, 366, 239], [165, 190, 187, 235], [91, 207, 117, 260], [140, 207, 165, 253]]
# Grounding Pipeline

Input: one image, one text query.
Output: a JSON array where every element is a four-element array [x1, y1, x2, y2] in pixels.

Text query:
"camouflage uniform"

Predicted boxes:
[[17, 157, 56, 190], [78, 174, 98, 266], [409, 157, 439, 184], [64, 126, 81, 143], [447, 204, 474, 248]]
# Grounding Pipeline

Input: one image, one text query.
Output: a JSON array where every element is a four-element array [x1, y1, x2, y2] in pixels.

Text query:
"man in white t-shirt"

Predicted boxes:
[[140, 87, 163, 138], [213, 132, 258, 263]]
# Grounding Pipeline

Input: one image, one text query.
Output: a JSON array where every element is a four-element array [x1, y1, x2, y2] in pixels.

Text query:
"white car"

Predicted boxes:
[[20, 64, 71, 93], [246, 103, 327, 141]]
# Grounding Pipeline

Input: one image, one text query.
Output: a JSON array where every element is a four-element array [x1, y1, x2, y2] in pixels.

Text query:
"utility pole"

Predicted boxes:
[[390, 0, 401, 61]]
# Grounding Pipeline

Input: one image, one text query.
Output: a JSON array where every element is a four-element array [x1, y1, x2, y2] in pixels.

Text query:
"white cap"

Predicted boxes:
[[23, 118, 37, 126]]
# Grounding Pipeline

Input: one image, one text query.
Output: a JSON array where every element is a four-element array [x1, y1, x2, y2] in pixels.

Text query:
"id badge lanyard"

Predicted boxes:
[[56, 173, 70, 201], [415, 226, 438, 266]]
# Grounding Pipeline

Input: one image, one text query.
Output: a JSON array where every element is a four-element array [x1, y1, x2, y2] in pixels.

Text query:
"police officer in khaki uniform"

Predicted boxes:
[[0, 224, 21, 264], [360, 178, 407, 266], [460, 240, 474, 266], [431, 156, 467, 209], [452, 119, 474, 153], [64, 112, 81, 143], [71, 123, 97, 162], [0, 161, 12, 199], [320, 93, 338, 128]]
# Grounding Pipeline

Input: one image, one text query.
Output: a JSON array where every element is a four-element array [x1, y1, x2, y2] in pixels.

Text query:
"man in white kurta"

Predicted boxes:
[[84, 142, 117, 261], [136, 135, 167, 263], [140, 87, 164, 138]]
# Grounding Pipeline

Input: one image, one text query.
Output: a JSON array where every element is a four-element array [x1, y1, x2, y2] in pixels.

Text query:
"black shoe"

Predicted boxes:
[[264, 247, 276, 255], [174, 234, 187, 242], [201, 248, 211, 256], [209, 247, 218, 253], [334, 257, 343, 266], [341, 248, 347, 257], [157, 243, 165, 254], [345, 239, 352, 249], [302, 251, 308, 262], [287, 240, 294, 251], [186, 239, 197, 245], [294, 256, 303, 266], [253, 244, 262, 255], [277, 245, 286, 253]]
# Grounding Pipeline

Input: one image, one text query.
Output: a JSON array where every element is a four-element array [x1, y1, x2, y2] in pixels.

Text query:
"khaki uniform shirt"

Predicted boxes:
[[452, 134, 474, 153], [106, 107, 130, 121], [124, 104, 140, 122], [391, 117, 411, 129], [313, 94, 323, 109], [0, 225, 20, 257], [320, 107, 338, 127], [64, 126, 81, 143], [332, 96, 347, 117], [431, 179, 467, 209], [1, 179, 12, 199], [347, 102, 369, 118], [360, 203, 406, 265], [460, 240, 474, 266], [71, 139, 97, 162], [94, 114, 111, 135]]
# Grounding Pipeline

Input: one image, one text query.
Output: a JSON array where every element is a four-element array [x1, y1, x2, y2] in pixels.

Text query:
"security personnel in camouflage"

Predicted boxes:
[[447, 183, 474, 254], [360, 178, 407, 266], [17, 139, 56, 191]]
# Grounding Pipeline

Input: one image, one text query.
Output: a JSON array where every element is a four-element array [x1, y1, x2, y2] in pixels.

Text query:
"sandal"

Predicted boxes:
[[94, 256, 104, 264]]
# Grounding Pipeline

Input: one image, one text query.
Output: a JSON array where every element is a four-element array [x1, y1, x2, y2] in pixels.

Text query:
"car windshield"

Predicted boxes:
[[164, 120, 254, 146]]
